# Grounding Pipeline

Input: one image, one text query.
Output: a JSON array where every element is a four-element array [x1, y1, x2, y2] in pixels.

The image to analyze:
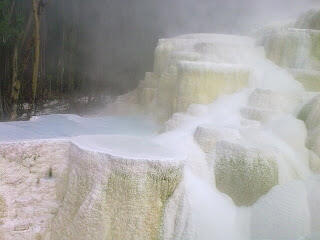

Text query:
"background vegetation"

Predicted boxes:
[[0, 0, 317, 121]]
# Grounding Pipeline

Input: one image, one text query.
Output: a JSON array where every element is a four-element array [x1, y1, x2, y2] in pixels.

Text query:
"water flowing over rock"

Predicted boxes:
[[299, 94, 320, 130], [136, 34, 254, 122], [251, 176, 320, 240], [1, 9, 320, 240], [260, 12, 320, 91], [52, 135, 185, 240], [296, 10, 320, 30], [299, 94, 320, 171]]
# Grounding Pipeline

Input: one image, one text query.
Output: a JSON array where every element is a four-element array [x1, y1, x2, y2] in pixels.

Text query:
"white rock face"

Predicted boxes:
[[214, 140, 278, 206], [262, 28, 318, 70], [295, 9, 320, 31], [53, 135, 185, 240], [299, 95, 320, 130], [175, 61, 249, 113], [191, 87, 309, 206], [260, 13, 320, 91], [308, 129, 320, 160], [1, 25, 320, 239], [290, 69, 320, 92], [299, 95, 320, 170], [0, 140, 70, 240], [0, 137, 185, 240], [247, 88, 302, 113], [309, 150, 320, 172], [241, 88, 303, 122], [194, 124, 241, 154], [236, 48, 320, 237], [137, 34, 254, 122], [240, 106, 275, 122], [107, 32, 304, 122]]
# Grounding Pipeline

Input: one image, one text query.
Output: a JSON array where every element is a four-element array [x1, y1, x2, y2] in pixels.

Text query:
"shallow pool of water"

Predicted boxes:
[[0, 114, 159, 142]]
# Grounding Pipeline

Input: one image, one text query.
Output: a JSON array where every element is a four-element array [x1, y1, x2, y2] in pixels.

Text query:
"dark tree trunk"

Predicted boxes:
[[32, 0, 41, 113]]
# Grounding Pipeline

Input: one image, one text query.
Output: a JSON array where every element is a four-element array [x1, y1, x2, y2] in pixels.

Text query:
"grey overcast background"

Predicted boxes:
[[49, 0, 320, 93]]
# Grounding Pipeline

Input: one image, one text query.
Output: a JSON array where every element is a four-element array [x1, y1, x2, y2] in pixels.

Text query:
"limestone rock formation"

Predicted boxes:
[[213, 141, 278, 206], [261, 11, 320, 91], [290, 69, 320, 92], [240, 106, 275, 122], [309, 150, 320, 173], [0, 136, 185, 240], [247, 88, 302, 113], [194, 125, 241, 154], [299, 94, 320, 170], [295, 10, 320, 30], [299, 94, 320, 130], [191, 85, 309, 207], [241, 88, 302, 122], [136, 34, 253, 122], [1, 10, 320, 239], [263, 28, 320, 70], [175, 62, 249, 114], [0, 140, 70, 240], [51, 135, 185, 240], [307, 128, 320, 164]]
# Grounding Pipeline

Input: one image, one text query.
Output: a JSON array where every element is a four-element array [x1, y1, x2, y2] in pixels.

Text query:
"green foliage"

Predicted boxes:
[[0, 0, 24, 47]]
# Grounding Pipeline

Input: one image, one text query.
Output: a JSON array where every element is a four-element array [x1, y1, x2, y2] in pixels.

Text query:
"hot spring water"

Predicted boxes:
[[0, 31, 320, 239]]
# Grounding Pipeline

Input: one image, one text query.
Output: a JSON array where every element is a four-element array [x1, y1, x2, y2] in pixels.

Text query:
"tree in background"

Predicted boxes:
[[0, 0, 24, 120], [0, 0, 53, 120], [31, 0, 40, 114], [0, 0, 165, 121]]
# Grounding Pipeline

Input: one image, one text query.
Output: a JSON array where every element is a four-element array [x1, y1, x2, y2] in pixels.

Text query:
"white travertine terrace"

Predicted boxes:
[[0, 140, 70, 240], [0, 136, 185, 240], [260, 12, 320, 91], [137, 34, 254, 122], [299, 94, 320, 172], [214, 140, 278, 206], [1, 12, 320, 239]]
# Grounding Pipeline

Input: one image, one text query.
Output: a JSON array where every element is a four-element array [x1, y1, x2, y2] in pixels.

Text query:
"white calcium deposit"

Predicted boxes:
[[1, 12, 320, 240]]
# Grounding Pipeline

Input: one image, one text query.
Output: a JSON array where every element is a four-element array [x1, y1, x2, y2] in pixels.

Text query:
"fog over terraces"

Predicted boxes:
[[0, 1, 320, 240]]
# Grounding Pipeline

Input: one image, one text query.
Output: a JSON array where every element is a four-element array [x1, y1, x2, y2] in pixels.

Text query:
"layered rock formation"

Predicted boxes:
[[261, 11, 320, 91], [299, 94, 320, 172], [137, 34, 253, 122], [0, 137, 185, 240], [1, 10, 320, 240], [0, 140, 70, 240], [214, 141, 278, 206]]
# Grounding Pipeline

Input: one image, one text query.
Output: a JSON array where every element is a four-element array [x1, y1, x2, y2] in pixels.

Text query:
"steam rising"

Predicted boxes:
[[47, 0, 319, 94]]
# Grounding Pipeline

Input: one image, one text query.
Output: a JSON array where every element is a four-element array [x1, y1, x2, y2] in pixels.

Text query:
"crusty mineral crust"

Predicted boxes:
[[0, 137, 185, 240]]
